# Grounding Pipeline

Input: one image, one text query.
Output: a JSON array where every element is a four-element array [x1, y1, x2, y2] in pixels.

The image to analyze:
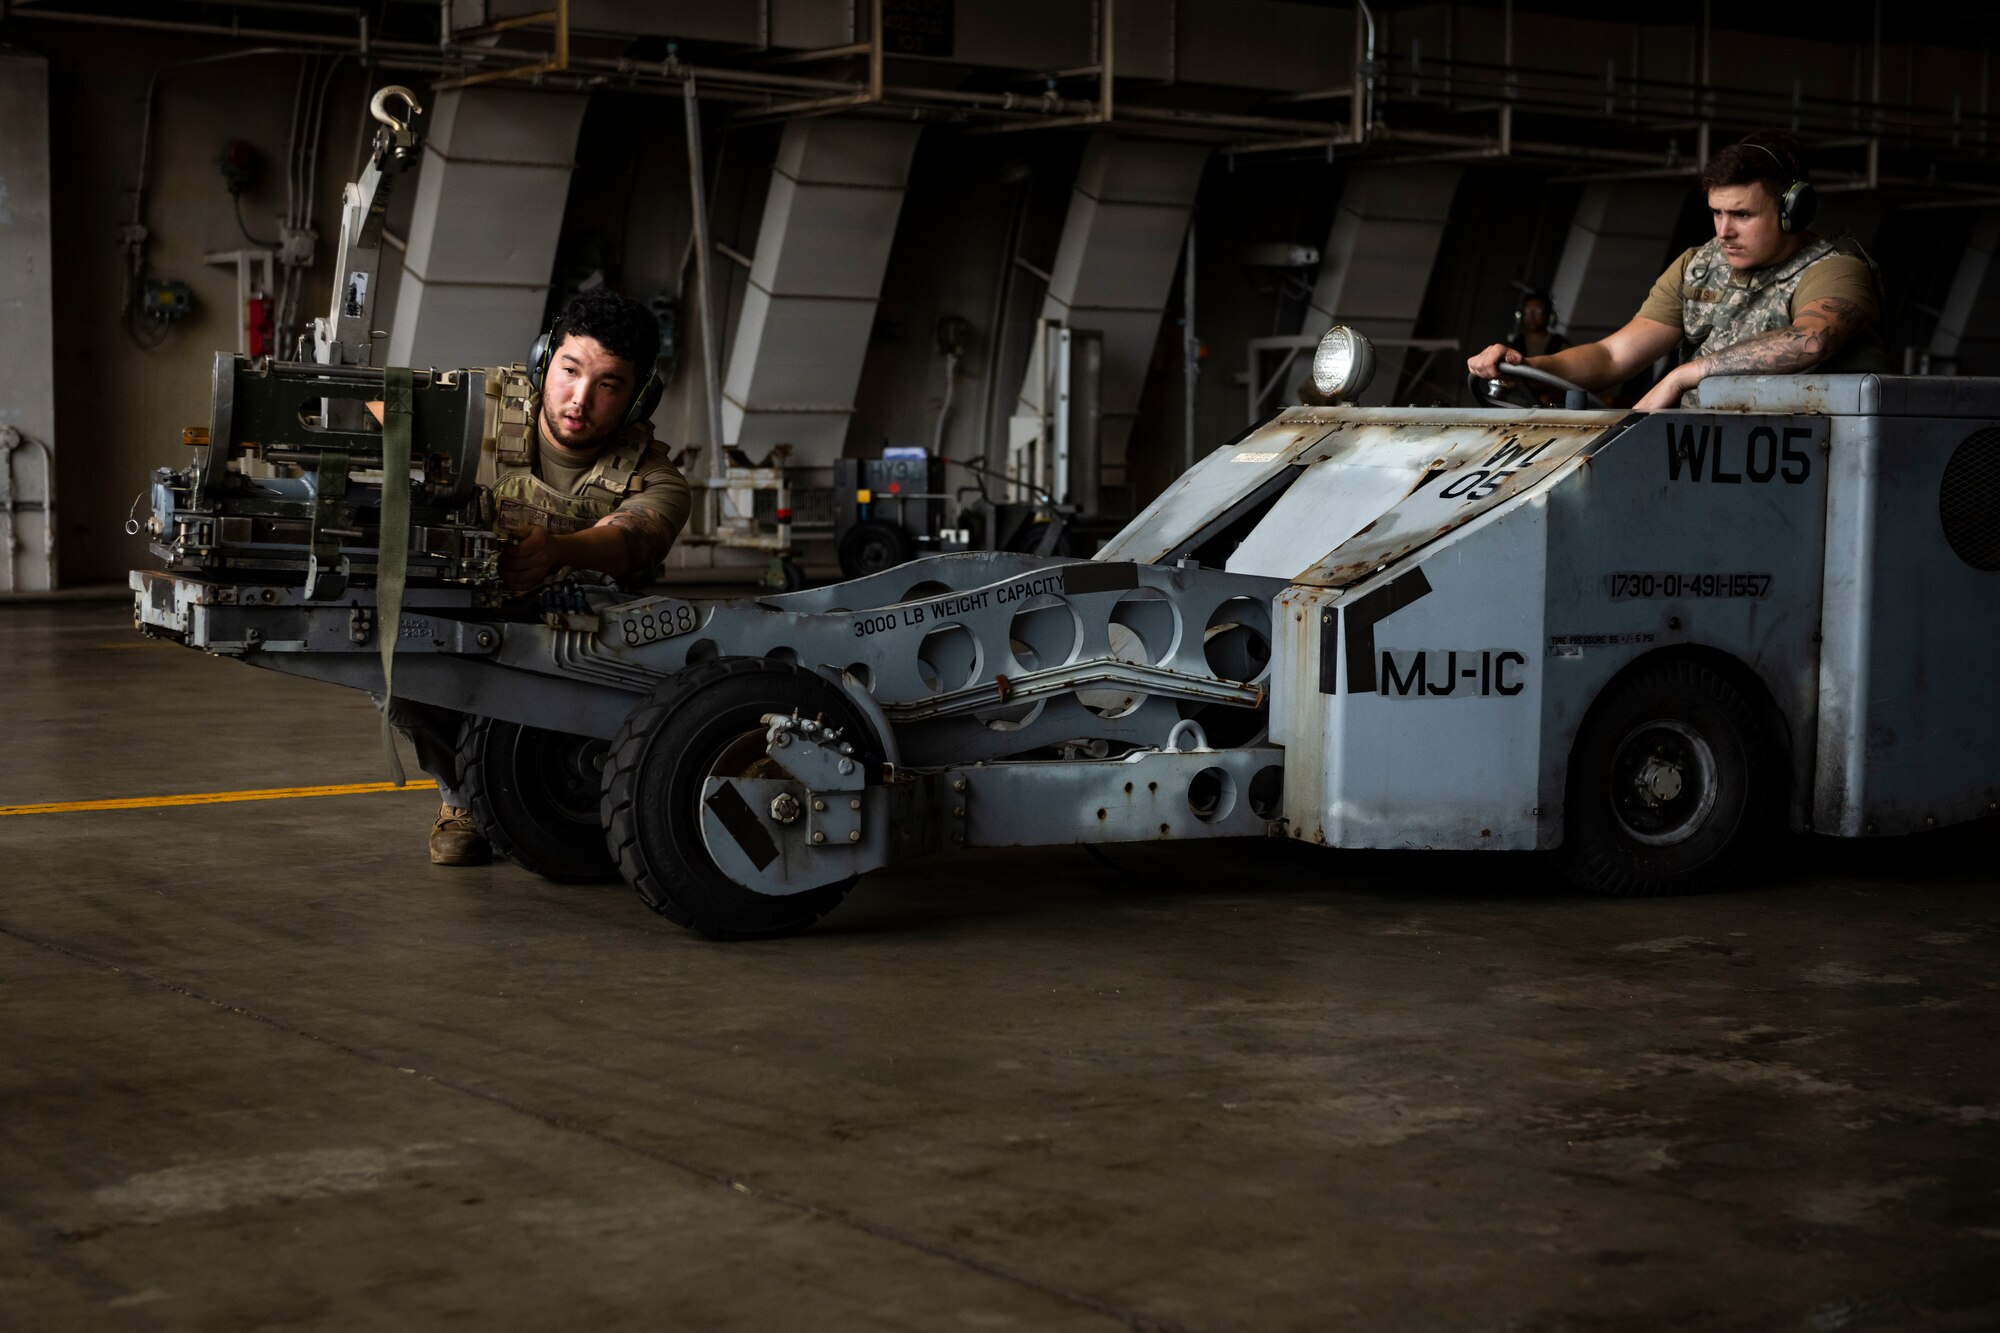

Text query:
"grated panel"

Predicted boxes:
[[1939, 426, 2000, 572]]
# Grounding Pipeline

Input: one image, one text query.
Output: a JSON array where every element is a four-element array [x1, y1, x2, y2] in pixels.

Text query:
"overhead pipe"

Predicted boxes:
[[1101, 0, 1115, 124], [1698, 0, 1711, 167], [432, 0, 567, 90], [967, 0, 1116, 135], [683, 79, 727, 483], [1317, 51, 1998, 146], [1181, 220, 1197, 474], [730, 0, 883, 122], [1353, 0, 1376, 144]]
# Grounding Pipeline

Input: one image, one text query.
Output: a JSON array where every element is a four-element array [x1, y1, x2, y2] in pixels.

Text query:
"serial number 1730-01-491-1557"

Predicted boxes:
[[1605, 572, 1772, 599]]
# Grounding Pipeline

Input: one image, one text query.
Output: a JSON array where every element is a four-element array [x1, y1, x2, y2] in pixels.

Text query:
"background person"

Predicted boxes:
[[1504, 291, 1568, 359]]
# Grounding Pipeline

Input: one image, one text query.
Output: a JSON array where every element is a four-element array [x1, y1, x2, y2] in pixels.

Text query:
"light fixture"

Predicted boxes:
[[1311, 326, 1376, 403]]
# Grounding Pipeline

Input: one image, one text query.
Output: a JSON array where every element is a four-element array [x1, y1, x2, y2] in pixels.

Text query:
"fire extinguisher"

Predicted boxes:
[[246, 292, 275, 358]]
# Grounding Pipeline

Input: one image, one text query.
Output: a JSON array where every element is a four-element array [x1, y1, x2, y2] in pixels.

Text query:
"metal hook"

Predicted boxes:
[[369, 85, 422, 134]]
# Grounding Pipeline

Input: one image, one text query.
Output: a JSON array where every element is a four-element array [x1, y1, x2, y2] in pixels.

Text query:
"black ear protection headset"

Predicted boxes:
[[528, 316, 666, 428], [1740, 139, 1817, 234]]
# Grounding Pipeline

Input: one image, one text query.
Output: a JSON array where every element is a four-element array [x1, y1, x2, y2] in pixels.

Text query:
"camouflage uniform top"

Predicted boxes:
[[478, 363, 692, 546], [1637, 236, 1894, 377]]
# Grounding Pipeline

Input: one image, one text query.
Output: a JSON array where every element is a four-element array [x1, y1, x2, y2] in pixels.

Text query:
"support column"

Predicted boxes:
[[721, 118, 924, 472], [0, 53, 57, 592], [1547, 182, 1688, 345], [1929, 212, 2000, 375], [385, 88, 589, 369], [1014, 134, 1211, 496], [1302, 163, 1462, 406]]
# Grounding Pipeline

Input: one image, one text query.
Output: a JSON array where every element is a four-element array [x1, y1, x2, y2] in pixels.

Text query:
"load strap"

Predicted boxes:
[[377, 368, 413, 785]]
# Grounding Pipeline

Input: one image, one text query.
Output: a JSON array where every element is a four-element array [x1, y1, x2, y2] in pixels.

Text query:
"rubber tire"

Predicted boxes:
[[838, 520, 914, 579], [602, 657, 879, 939], [1555, 658, 1774, 897], [460, 717, 619, 882]]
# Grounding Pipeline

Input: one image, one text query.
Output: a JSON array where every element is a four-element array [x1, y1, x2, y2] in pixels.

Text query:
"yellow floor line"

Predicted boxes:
[[0, 781, 440, 818]]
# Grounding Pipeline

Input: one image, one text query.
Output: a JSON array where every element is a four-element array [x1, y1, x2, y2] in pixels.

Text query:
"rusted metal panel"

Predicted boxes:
[[1274, 414, 1624, 588], [1098, 405, 1627, 590], [1695, 372, 2000, 419], [1095, 413, 1335, 564], [1266, 583, 1340, 845], [1272, 499, 1553, 851], [959, 746, 1284, 847]]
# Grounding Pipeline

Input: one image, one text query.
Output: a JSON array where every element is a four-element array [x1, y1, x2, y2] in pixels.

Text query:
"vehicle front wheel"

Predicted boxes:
[[1555, 658, 1774, 897], [601, 657, 880, 939]]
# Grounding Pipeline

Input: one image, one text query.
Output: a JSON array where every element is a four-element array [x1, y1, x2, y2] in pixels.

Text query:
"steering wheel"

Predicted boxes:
[[1468, 361, 1606, 410]]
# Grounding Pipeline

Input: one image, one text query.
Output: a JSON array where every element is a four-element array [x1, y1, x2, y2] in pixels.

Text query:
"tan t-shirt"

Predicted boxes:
[[1637, 244, 1893, 374], [535, 427, 693, 537]]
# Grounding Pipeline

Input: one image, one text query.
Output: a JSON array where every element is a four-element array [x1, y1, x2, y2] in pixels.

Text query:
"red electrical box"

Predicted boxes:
[[246, 293, 274, 358]]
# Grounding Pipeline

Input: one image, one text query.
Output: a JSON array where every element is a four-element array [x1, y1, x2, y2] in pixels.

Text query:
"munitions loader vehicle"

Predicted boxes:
[[134, 332, 2000, 937]]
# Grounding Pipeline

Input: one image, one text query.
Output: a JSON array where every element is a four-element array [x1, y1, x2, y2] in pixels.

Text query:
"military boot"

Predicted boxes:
[[429, 803, 490, 866]]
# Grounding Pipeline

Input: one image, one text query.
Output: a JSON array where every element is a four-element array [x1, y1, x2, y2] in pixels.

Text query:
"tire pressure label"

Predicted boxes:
[[616, 599, 701, 646], [1606, 572, 1772, 599], [1548, 632, 1657, 659], [1377, 649, 1529, 698]]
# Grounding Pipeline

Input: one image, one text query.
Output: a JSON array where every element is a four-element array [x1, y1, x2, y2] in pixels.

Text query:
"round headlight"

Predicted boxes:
[[1311, 326, 1376, 402]]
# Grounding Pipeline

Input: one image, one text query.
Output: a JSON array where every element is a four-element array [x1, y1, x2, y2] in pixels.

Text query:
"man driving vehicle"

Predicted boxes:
[[385, 287, 693, 866], [1468, 132, 1892, 410]]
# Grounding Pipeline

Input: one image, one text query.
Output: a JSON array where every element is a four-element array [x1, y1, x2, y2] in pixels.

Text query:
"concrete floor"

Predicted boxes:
[[4, 601, 1999, 1331]]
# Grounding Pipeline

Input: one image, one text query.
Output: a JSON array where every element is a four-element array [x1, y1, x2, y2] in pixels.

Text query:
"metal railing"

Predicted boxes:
[[12, 2, 1998, 187]]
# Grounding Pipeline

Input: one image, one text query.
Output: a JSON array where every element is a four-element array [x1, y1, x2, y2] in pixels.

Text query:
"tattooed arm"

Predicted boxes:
[[595, 509, 674, 573], [1635, 296, 1864, 411], [497, 510, 674, 593]]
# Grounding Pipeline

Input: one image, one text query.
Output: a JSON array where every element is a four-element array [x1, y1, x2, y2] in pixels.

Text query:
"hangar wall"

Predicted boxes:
[[22, 24, 376, 589], [0, 51, 56, 592]]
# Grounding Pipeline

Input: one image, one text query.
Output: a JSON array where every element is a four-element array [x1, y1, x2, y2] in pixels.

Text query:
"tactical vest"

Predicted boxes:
[[1680, 235, 1837, 361], [478, 363, 652, 536]]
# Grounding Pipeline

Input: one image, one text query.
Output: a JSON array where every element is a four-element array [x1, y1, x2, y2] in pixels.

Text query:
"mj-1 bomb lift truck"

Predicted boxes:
[[132, 327, 2000, 938]]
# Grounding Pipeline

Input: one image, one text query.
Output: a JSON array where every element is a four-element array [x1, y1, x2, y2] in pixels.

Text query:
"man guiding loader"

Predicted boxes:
[[385, 288, 692, 865]]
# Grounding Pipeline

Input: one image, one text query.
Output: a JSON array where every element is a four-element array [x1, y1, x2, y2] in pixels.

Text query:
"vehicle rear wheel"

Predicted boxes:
[[459, 717, 618, 882], [1555, 658, 1774, 897], [601, 657, 880, 939]]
